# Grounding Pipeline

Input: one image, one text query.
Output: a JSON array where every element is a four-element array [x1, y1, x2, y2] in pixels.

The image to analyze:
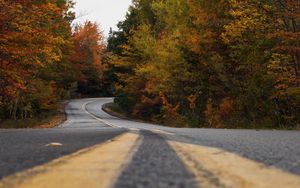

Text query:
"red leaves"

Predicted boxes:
[[0, 0, 75, 119], [71, 21, 106, 81], [70, 21, 109, 96]]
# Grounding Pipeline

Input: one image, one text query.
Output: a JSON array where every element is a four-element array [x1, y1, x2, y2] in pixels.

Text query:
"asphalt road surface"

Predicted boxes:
[[0, 98, 299, 188]]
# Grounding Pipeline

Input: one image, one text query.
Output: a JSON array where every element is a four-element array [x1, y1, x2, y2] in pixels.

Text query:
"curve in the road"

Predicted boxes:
[[1, 98, 300, 188]]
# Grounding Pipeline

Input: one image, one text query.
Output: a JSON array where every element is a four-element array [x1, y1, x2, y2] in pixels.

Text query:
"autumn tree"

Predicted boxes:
[[108, 0, 299, 128], [71, 21, 107, 96], [223, 0, 300, 126], [109, 0, 230, 126], [0, 0, 75, 120]]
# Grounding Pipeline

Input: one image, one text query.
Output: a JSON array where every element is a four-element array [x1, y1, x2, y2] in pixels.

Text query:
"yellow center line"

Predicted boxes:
[[0, 133, 140, 188], [169, 141, 300, 188]]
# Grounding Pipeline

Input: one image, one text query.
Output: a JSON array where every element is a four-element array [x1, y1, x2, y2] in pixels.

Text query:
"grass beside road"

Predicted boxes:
[[0, 102, 68, 129]]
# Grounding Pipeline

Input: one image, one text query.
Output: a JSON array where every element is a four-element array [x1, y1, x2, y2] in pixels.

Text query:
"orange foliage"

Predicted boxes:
[[0, 0, 72, 100], [0, 0, 75, 119], [71, 21, 106, 82]]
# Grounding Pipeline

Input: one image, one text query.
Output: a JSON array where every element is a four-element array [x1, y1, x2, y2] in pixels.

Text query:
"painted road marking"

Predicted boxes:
[[82, 101, 122, 128], [45, 142, 63, 147], [0, 133, 140, 188], [169, 141, 300, 188], [82, 100, 176, 137]]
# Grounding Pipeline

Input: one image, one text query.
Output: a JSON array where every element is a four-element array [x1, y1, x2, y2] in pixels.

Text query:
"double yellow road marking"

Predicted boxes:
[[1, 131, 300, 188], [169, 141, 300, 188]]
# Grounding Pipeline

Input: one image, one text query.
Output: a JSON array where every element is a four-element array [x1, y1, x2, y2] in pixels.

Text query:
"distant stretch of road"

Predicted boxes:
[[0, 98, 299, 188]]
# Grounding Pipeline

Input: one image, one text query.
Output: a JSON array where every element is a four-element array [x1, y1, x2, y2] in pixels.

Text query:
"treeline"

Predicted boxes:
[[0, 0, 107, 120], [107, 0, 300, 128]]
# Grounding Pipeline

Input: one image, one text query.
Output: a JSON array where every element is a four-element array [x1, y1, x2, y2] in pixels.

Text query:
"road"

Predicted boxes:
[[0, 98, 299, 188]]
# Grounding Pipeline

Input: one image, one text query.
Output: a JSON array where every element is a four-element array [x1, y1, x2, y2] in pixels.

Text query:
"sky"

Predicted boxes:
[[73, 0, 132, 37]]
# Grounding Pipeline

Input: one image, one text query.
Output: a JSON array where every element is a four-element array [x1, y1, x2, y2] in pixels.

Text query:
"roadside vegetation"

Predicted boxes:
[[107, 0, 300, 129], [0, 102, 67, 129], [0, 0, 299, 129], [0, 0, 108, 128]]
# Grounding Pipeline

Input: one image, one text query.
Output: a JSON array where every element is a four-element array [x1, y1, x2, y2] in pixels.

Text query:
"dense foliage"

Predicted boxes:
[[0, 0, 106, 121], [71, 21, 108, 97], [108, 0, 300, 128]]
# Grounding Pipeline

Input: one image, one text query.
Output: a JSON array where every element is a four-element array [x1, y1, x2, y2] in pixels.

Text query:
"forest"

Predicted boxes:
[[107, 0, 299, 129], [0, 0, 108, 125], [0, 0, 299, 129]]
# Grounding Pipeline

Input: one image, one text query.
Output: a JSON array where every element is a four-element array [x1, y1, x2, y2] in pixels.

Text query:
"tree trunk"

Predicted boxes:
[[11, 93, 19, 120]]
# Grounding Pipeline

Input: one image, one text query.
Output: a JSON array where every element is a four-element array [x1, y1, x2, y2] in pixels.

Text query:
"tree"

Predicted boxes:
[[223, 0, 300, 126], [71, 21, 107, 96], [0, 0, 75, 120], [107, 0, 300, 128]]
